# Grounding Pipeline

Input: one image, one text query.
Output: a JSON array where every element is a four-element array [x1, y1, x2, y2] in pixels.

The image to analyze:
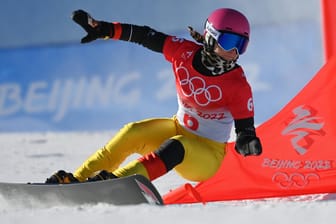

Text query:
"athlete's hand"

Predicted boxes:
[[72, 9, 113, 43], [235, 132, 262, 157]]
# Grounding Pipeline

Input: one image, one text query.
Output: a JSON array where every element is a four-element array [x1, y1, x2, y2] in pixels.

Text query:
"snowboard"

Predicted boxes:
[[0, 174, 163, 206]]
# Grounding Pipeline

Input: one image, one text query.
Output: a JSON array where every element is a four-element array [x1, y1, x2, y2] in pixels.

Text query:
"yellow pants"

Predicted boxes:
[[74, 116, 226, 182]]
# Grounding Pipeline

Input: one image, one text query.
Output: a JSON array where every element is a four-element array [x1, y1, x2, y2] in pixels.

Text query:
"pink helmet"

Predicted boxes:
[[204, 8, 250, 54]]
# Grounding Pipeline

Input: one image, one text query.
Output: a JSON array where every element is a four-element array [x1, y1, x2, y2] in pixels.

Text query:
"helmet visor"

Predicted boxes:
[[217, 32, 248, 54]]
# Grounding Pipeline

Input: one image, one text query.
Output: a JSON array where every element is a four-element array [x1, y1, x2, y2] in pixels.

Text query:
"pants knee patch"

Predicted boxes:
[[155, 139, 185, 171]]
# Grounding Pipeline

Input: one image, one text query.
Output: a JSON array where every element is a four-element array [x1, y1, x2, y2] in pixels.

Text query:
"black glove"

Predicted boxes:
[[72, 9, 113, 43], [87, 170, 118, 182], [235, 130, 262, 157], [45, 170, 79, 184]]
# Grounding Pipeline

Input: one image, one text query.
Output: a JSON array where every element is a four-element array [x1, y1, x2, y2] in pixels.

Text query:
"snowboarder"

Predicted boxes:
[[46, 8, 262, 184]]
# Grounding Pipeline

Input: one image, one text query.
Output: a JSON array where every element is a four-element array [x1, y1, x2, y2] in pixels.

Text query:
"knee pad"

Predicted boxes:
[[155, 138, 185, 171]]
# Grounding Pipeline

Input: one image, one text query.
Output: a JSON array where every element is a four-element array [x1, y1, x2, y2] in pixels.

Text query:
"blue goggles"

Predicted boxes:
[[217, 32, 248, 54]]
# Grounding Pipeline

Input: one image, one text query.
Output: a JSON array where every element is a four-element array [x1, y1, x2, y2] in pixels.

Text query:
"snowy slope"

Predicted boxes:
[[1, 132, 335, 224]]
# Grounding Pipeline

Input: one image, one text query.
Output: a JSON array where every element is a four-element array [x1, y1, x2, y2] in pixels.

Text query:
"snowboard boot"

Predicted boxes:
[[45, 170, 79, 184], [87, 170, 118, 182]]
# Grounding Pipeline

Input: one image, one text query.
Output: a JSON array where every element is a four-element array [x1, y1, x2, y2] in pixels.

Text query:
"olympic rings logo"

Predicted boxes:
[[272, 171, 320, 189], [176, 66, 222, 107]]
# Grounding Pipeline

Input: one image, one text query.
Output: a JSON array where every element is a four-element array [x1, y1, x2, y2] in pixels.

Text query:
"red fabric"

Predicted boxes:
[[322, 0, 336, 60], [138, 152, 167, 181], [163, 57, 336, 204], [112, 22, 122, 40]]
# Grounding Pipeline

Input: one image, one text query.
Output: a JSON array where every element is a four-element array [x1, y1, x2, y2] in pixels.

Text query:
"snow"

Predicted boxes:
[[1, 132, 335, 224]]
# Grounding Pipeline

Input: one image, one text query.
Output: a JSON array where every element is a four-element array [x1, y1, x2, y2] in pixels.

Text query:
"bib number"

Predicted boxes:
[[183, 114, 199, 131]]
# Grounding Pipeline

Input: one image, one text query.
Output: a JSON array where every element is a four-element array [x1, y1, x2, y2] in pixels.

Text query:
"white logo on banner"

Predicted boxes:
[[0, 73, 140, 121], [272, 171, 320, 189], [282, 105, 324, 155]]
